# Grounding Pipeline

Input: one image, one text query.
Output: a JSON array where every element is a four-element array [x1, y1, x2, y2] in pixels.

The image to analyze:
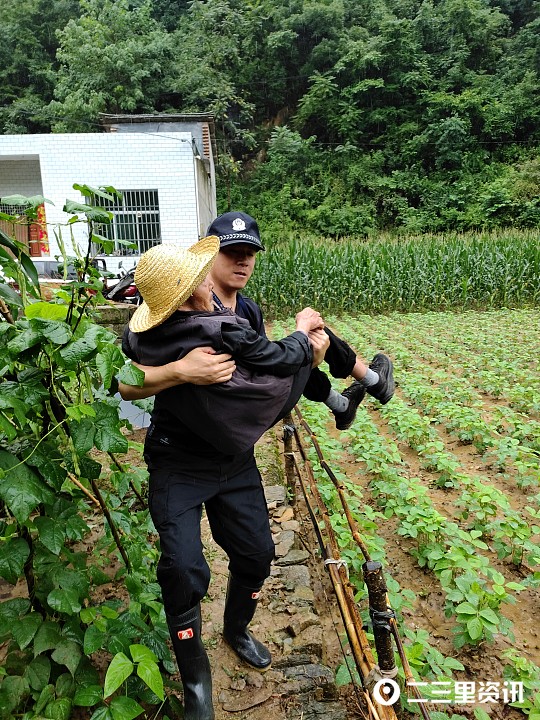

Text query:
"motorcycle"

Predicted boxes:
[[104, 264, 141, 305]]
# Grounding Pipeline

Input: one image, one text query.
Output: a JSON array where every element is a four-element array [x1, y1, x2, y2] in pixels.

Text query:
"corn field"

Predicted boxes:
[[250, 230, 540, 317]]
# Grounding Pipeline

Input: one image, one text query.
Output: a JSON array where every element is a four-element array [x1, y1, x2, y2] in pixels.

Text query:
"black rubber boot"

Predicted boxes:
[[223, 576, 272, 671], [167, 605, 214, 720]]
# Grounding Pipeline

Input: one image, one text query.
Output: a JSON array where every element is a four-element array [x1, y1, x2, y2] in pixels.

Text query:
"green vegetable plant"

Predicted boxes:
[[447, 573, 519, 648], [502, 649, 540, 720], [0, 188, 178, 719]]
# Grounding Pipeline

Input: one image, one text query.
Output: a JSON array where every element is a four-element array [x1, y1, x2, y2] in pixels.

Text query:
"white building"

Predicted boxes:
[[0, 114, 217, 275]]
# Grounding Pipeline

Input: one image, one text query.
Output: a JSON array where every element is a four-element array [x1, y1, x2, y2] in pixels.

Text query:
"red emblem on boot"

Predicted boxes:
[[177, 628, 194, 640], [251, 591, 261, 600]]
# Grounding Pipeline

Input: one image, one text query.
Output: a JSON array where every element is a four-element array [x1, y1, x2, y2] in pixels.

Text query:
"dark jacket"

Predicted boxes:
[[123, 309, 312, 454]]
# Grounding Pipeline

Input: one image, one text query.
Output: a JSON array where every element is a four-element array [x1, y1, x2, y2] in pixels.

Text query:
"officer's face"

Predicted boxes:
[[210, 244, 258, 293]]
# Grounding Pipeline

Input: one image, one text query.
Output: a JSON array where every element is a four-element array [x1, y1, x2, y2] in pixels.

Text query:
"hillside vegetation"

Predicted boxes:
[[1, 0, 539, 235]]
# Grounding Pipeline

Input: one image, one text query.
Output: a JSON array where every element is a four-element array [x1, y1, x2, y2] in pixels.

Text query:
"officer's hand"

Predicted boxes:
[[295, 307, 324, 334], [308, 328, 330, 368], [174, 347, 236, 385]]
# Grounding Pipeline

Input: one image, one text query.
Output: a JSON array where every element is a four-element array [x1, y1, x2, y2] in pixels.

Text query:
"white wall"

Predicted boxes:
[[0, 133, 202, 275]]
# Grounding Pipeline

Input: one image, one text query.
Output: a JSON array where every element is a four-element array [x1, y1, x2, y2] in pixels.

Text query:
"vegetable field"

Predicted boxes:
[[274, 308, 540, 715]]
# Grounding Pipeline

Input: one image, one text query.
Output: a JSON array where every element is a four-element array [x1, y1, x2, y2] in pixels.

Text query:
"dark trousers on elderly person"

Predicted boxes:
[[303, 326, 357, 402]]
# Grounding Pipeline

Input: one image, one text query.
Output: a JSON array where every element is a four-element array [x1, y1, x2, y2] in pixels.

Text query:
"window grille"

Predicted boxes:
[[0, 202, 32, 248], [0, 202, 30, 215], [92, 190, 161, 256]]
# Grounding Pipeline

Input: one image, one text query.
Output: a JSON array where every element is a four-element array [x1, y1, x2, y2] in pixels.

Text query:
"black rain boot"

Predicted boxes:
[[223, 576, 272, 671], [167, 605, 214, 720]]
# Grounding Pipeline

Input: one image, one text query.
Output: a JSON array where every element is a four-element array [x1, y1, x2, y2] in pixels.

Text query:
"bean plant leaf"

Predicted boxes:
[[33, 621, 63, 655], [96, 344, 125, 390], [129, 644, 157, 663], [0, 392, 29, 426], [71, 419, 96, 455], [0, 282, 24, 308], [51, 639, 83, 676], [479, 608, 500, 625], [104, 653, 134, 698], [136, 658, 164, 701], [117, 363, 145, 387], [63, 200, 112, 223], [93, 403, 128, 453], [92, 233, 115, 253], [0, 450, 55, 523], [25, 302, 68, 321], [47, 588, 82, 616], [466, 616, 483, 640], [59, 327, 101, 367], [7, 327, 42, 354], [0, 676, 30, 713], [72, 184, 117, 202], [109, 696, 145, 720], [35, 684, 56, 714], [34, 516, 66, 555], [90, 706, 114, 720], [84, 625, 107, 655], [0, 411, 17, 441], [17, 378, 49, 407], [455, 602, 477, 616], [0, 537, 30, 584], [19, 252, 41, 292], [11, 612, 43, 649], [26, 444, 67, 491], [25, 655, 52, 691], [43, 697, 72, 720], [29, 318, 72, 345], [73, 684, 103, 707]]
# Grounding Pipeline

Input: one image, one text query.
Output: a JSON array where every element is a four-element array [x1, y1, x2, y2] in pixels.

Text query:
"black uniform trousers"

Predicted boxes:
[[302, 327, 357, 402], [144, 438, 275, 616]]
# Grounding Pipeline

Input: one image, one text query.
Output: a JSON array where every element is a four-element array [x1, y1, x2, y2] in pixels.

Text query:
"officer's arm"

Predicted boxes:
[[118, 348, 236, 400]]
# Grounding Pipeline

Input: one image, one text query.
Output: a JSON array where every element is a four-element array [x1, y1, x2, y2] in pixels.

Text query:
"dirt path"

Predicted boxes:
[[196, 428, 352, 720]]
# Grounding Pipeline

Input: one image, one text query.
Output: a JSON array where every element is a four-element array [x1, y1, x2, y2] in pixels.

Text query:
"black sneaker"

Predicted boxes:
[[333, 381, 366, 430], [367, 354, 395, 404]]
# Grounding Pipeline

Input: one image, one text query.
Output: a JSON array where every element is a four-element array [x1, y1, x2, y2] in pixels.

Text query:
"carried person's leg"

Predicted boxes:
[[205, 453, 275, 671], [302, 327, 395, 429]]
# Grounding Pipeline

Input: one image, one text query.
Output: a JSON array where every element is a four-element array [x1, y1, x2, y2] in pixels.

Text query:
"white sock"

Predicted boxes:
[[325, 389, 348, 413], [361, 368, 379, 387]]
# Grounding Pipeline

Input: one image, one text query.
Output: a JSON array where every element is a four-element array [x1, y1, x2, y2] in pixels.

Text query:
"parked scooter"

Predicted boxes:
[[104, 264, 141, 305]]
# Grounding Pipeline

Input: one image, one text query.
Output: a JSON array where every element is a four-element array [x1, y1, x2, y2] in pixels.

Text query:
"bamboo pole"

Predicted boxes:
[[289, 407, 434, 720], [289, 443, 398, 720], [67, 472, 100, 508], [282, 414, 297, 505]]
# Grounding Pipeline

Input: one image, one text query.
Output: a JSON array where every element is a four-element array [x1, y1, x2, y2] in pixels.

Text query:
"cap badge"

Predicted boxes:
[[232, 218, 246, 231]]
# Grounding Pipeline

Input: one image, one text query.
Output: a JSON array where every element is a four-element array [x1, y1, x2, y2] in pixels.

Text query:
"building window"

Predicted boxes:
[[0, 201, 48, 256], [93, 190, 161, 256]]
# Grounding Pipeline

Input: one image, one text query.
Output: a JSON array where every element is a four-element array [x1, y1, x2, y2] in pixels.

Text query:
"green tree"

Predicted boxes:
[[0, 0, 79, 133], [51, 0, 173, 130]]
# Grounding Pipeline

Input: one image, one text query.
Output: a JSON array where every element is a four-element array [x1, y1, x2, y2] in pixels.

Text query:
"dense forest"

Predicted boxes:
[[2, 0, 540, 235]]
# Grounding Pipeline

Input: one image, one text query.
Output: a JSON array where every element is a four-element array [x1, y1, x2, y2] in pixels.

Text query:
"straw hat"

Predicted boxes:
[[129, 235, 220, 333]]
